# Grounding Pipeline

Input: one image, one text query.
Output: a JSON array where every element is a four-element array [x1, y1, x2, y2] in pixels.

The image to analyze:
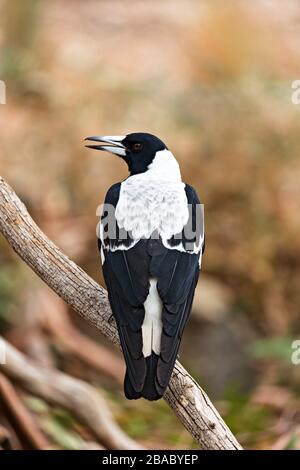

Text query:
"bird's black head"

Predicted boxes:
[[85, 132, 168, 175]]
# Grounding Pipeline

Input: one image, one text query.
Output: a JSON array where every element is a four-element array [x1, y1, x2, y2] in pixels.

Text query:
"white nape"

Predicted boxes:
[[146, 149, 182, 182], [142, 278, 163, 357]]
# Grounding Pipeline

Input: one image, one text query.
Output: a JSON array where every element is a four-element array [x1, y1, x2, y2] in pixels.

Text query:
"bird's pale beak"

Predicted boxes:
[[85, 135, 127, 156]]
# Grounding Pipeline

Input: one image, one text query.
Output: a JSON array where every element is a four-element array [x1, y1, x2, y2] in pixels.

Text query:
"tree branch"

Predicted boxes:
[[0, 176, 242, 450]]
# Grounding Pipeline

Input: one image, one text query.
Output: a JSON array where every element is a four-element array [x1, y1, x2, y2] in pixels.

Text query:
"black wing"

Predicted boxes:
[[99, 183, 150, 398], [149, 184, 204, 396]]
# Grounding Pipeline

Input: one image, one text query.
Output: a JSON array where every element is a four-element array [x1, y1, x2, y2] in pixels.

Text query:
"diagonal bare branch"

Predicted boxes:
[[0, 176, 242, 450]]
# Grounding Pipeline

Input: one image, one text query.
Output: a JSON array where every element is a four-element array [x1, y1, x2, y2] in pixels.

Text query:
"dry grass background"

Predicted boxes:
[[0, 0, 300, 449]]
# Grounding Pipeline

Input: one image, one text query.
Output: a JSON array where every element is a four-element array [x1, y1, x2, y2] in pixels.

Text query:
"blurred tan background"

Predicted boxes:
[[1, 0, 300, 450]]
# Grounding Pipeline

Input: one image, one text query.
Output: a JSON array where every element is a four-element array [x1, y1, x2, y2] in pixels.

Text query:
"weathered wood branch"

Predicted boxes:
[[0, 176, 242, 450]]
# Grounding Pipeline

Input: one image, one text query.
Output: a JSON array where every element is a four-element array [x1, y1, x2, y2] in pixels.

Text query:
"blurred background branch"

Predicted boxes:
[[0, 337, 143, 450]]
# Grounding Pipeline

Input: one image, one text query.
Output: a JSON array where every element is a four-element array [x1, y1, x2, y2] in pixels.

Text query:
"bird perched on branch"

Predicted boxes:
[[85, 133, 205, 401]]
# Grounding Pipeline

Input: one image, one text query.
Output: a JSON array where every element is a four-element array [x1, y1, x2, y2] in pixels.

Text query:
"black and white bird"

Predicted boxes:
[[85, 133, 205, 401]]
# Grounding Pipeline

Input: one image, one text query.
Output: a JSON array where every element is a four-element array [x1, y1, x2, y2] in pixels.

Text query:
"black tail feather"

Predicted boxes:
[[124, 371, 142, 400], [141, 353, 161, 401], [124, 353, 164, 401]]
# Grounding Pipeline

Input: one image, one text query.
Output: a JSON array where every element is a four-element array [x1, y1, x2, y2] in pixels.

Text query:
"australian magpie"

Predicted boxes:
[[85, 133, 205, 401]]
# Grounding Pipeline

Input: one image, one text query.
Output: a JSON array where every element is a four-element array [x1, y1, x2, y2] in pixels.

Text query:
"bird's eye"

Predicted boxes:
[[132, 142, 142, 152]]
